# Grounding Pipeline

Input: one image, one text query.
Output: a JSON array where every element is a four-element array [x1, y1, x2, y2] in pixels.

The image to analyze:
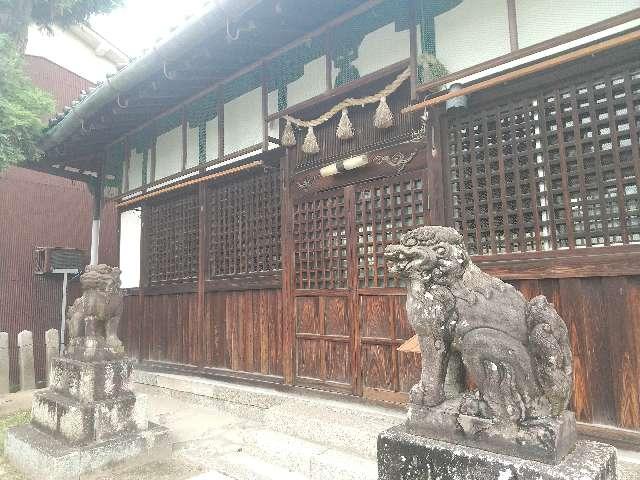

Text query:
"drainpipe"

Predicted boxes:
[[90, 160, 103, 266]]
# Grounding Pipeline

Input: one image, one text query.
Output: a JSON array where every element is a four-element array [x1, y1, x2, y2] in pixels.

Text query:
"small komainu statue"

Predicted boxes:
[[66, 264, 124, 359], [385, 226, 576, 463]]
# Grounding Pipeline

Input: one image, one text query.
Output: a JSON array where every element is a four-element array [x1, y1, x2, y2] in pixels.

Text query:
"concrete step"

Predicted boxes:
[[262, 397, 399, 459], [241, 429, 377, 480], [212, 451, 310, 480], [135, 369, 403, 460]]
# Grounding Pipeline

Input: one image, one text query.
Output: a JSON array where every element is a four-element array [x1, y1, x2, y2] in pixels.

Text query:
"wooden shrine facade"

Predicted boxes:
[[115, 43, 640, 450], [35, 0, 640, 449]]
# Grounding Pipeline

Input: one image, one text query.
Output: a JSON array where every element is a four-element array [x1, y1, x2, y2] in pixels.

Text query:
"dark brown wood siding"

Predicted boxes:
[[120, 289, 283, 377]]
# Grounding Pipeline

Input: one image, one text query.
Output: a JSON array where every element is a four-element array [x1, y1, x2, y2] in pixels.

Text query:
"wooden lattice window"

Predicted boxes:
[[293, 191, 348, 289], [208, 169, 281, 277], [146, 191, 199, 285], [356, 173, 426, 288], [447, 61, 640, 255]]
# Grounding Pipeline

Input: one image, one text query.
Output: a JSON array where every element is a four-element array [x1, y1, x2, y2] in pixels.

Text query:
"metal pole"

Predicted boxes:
[[90, 159, 104, 265], [60, 272, 68, 354]]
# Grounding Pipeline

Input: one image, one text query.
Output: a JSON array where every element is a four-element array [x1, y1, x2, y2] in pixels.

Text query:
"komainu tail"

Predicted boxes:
[[526, 296, 573, 417]]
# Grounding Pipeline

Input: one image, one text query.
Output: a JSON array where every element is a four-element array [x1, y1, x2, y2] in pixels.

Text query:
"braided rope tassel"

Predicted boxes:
[[302, 126, 319, 154], [281, 119, 296, 147], [373, 96, 393, 129], [336, 108, 354, 140]]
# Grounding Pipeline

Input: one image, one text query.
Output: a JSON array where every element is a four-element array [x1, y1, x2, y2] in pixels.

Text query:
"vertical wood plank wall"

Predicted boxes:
[[121, 289, 283, 377], [508, 276, 640, 430]]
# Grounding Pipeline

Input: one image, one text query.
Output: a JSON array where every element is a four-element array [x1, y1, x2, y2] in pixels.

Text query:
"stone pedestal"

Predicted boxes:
[[0, 332, 9, 394], [378, 425, 617, 480], [406, 399, 577, 464], [5, 356, 169, 480]]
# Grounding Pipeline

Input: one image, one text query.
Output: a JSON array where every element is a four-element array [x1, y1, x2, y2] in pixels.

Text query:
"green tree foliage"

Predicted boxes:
[[0, 0, 124, 51], [0, 34, 54, 169], [0, 0, 123, 169]]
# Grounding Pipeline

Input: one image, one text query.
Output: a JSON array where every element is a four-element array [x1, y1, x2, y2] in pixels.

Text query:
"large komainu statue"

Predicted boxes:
[[67, 264, 124, 359], [385, 226, 575, 462]]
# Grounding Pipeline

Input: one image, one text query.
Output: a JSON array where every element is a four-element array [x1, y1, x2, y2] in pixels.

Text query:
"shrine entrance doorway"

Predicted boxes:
[[290, 142, 430, 401]]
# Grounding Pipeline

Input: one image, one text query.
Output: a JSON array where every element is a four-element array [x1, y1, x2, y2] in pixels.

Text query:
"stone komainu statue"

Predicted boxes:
[[67, 264, 124, 359], [385, 226, 575, 461]]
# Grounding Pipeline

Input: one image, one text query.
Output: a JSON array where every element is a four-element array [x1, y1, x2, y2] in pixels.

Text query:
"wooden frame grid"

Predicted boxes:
[[445, 58, 640, 255]]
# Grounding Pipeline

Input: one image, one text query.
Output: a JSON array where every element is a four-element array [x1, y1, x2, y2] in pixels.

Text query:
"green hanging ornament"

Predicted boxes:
[[373, 96, 393, 129], [302, 126, 319, 155], [336, 108, 354, 141], [281, 119, 296, 147]]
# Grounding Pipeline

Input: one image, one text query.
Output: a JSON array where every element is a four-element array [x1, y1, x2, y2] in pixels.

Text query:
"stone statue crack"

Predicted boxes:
[[384, 226, 576, 464]]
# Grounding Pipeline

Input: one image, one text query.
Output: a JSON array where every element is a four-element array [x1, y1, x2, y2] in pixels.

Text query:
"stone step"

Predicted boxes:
[[189, 472, 236, 480], [262, 397, 399, 459], [240, 429, 377, 480], [134, 369, 403, 460], [212, 451, 310, 480]]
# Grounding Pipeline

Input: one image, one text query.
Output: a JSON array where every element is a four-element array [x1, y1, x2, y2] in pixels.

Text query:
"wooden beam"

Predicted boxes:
[[506, 0, 518, 51], [408, 0, 418, 101], [403, 28, 640, 114], [117, 160, 263, 208]]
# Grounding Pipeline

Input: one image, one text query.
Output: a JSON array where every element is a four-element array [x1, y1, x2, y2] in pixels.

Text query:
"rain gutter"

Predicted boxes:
[[41, 0, 263, 152]]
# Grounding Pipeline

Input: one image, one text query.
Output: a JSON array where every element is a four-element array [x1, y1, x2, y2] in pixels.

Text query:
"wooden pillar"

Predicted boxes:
[[426, 107, 446, 225], [197, 182, 208, 367], [280, 150, 295, 384]]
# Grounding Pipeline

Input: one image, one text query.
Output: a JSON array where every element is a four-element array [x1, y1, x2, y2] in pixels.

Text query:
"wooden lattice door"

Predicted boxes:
[[292, 145, 428, 398]]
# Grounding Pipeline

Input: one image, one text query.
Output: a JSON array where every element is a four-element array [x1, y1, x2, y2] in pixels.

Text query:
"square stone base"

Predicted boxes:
[[5, 422, 170, 480], [407, 399, 577, 464], [378, 425, 617, 480], [31, 389, 147, 445]]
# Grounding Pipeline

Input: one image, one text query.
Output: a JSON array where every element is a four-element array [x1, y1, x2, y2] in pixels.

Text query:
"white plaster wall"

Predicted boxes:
[[119, 209, 141, 289], [155, 126, 182, 180], [516, 0, 639, 48], [128, 149, 145, 190], [433, 0, 510, 73], [287, 56, 327, 107], [25, 25, 117, 82], [186, 126, 200, 168], [205, 117, 219, 161], [224, 88, 262, 155], [453, 18, 640, 86], [353, 22, 411, 78], [267, 90, 280, 149]]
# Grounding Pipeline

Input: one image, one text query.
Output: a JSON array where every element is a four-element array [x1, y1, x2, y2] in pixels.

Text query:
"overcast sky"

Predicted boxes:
[[90, 0, 213, 58]]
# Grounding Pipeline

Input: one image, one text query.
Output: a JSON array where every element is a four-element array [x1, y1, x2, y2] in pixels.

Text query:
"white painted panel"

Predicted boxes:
[[287, 56, 327, 107], [268, 89, 279, 118], [516, 0, 639, 48], [433, 0, 510, 73], [267, 89, 279, 148], [128, 149, 145, 190], [205, 117, 219, 161], [353, 22, 410, 78], [450, 18, 640, 87], [155, 126, 183, 180], [119, 209, 141, 289], [224, 87, 262, 155], [186, 126, 199, 168]]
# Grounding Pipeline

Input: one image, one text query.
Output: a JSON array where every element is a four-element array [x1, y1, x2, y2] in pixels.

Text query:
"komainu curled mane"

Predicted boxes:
[[385, 226, 573, 427]]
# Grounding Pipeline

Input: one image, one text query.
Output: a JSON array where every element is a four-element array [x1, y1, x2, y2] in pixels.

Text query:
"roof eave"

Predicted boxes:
[[41, 0, 263, 152]]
